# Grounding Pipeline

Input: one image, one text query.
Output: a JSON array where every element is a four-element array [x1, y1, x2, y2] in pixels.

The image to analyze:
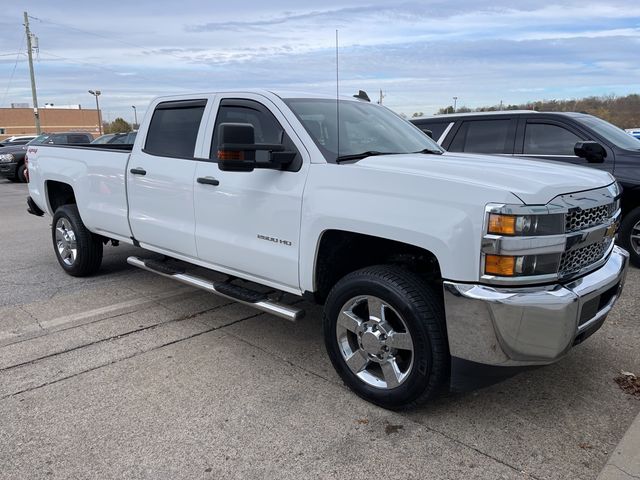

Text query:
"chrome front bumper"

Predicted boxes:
[[443, 246, 629, 367]]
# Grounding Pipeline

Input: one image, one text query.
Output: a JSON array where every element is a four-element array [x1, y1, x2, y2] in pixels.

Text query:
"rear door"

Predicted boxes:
[[127, 98, 208, 257], [516, 117, 614, 173]]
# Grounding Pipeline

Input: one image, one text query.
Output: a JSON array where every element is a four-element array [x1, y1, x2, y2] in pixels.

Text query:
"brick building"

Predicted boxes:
[[0, 107, 100, 140]]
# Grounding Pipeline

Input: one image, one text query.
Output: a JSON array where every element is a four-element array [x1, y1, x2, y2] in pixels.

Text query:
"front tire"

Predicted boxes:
[[52, 205, 103, 276], [16, 163, 27, 183], [620, 207, 640, 267], [323, 265, 449, 410]]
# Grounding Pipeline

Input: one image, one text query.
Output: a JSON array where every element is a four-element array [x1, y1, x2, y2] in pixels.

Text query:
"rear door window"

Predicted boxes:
[[144, 99, 207, 158], [448, 119, 512, 154], [523, 123, 584, 155]]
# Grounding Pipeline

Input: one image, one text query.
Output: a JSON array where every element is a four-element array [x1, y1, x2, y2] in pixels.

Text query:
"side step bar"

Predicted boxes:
[[127, 256, 305, 322]]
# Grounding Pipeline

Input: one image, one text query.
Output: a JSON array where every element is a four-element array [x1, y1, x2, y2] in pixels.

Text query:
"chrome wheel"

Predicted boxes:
[[336, 295, 414, 389], [55, 218, 78, 266], [631, 220, 640, 256]]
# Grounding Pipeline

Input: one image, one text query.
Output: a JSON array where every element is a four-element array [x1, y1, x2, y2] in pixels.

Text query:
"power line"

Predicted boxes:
[[28, 15, 195, 63], [1, 36, 25, 107], [38, 50, 184, 90]]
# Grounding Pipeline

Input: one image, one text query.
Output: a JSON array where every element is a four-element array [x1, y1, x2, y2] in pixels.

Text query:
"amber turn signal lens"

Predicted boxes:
[[488, 214, 516, 235], [485, 255, 516, 276], [217, 150, 243, 161]]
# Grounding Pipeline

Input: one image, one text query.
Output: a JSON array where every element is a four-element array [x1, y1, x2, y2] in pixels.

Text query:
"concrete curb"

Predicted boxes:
[[597, 410, 640, 480]]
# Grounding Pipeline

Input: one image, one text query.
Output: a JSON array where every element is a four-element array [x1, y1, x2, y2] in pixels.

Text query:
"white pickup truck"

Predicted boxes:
[[26, 90, 629, 409]]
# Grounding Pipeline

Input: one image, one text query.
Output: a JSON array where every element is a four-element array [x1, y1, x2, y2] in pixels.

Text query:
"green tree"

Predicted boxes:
[[106, 118, 132, 134], [411, 112, 424, 118]]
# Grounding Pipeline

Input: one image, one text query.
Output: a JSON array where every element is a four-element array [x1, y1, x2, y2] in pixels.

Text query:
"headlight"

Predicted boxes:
[[482, 204, 567, 283], [487, 213, 564, 236], [0, 153, 14, 163]]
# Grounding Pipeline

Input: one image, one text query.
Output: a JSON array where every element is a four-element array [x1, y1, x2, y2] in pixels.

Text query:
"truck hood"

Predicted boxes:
[[356, 152, 615, 204]]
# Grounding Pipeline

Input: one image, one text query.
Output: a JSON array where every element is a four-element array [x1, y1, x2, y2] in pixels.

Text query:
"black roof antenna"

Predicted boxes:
[[353, 90, 371, 102], [335, 29, 340, 162]]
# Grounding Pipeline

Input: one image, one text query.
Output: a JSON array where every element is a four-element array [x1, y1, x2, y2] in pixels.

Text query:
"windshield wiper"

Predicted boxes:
[[336, 151, 399, 162], [413, 148, 443, 155]]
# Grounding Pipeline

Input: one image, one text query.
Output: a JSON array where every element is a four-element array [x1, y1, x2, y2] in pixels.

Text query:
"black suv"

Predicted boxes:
[[0, 132, 93, 183], [411, 111, 640, 266]]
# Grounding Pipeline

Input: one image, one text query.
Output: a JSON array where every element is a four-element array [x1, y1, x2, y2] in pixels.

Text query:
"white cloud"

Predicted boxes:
[[0, 0, 638, 118]]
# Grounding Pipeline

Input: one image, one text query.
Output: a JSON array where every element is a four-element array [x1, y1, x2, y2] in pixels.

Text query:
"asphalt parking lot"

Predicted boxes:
[[1, 179, 638, 480]]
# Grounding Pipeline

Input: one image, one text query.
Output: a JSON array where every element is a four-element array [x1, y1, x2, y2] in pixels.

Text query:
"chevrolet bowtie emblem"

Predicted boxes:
[[605, 222, 618, 239]]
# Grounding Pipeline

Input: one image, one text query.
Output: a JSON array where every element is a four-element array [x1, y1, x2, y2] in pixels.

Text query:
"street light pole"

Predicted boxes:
[[132, 105, 137, 129], [453, 96, 458, 113], [88, 90, 102, 135]]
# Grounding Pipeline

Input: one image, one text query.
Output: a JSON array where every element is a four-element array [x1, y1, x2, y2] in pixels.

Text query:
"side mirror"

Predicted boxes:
[[217, 122, 297, 172], [574, 141, 606, 163], [423, 129, 434, 139], [217, 123, 257, 172]]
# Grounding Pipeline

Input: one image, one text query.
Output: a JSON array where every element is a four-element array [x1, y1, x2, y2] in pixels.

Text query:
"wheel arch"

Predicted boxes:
[[45, 180, 77, 215], [308, 229, 443, 304]]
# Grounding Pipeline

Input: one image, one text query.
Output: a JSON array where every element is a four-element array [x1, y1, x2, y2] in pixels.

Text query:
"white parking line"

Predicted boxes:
[[0, 287, 191, 343]]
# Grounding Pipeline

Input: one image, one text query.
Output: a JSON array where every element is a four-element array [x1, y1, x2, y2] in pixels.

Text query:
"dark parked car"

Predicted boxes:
[[411, 111, 640, 266], [0, 132, 93, 183]]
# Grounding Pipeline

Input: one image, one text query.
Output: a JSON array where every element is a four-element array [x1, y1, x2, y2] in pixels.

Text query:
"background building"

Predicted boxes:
[[0, 106, 100, 140]]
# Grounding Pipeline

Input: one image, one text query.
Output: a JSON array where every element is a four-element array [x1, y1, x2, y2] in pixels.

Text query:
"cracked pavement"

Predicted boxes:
[[1, 180, 639, 479]]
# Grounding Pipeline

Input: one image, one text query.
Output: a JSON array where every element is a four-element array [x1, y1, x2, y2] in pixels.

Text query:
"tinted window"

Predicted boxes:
[[524, 123, 582, 155], [211, 100, 298, 164], [449, 120, 511, 154], [413, 121, 451, 141], [67, 134, 90, 144], [145, 100, 206, 158], [578, 115, 640, 151]]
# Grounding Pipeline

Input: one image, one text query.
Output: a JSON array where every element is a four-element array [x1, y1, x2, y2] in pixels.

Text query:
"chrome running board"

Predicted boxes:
[[127, 256, 304, 322]]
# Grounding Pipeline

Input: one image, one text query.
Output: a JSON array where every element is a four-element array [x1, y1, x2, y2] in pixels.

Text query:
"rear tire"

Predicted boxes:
[[619, 207, 640, 267], [323, 265, 449, 410], [52, 205, 103, 277]]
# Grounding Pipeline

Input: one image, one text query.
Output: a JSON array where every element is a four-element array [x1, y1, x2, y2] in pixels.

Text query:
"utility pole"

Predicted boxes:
[[132, 105, 138, 128], [24, 12, 41, 134], [378, 89, 385, 105], [453, 96, 458, 113]]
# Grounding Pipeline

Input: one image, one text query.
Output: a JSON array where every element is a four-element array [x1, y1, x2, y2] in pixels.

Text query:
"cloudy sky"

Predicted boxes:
[[1, 0, 639, 122]]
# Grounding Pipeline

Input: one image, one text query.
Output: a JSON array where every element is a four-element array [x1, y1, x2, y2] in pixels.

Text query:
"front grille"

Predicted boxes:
[[559, 238, 612, 275], [565, 204, 614, 232]]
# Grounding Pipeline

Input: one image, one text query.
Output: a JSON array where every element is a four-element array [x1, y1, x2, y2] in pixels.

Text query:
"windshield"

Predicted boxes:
[[27, 134, 52, 145], [284, 98, 443, 162], [579, 115, 640, 151]]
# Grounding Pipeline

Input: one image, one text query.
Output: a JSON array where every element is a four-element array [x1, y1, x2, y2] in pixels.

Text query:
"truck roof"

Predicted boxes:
[[150, 89, 365, 104]]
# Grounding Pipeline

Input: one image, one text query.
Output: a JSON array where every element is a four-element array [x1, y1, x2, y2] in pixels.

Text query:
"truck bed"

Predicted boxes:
[[28, 143, 133, 241]]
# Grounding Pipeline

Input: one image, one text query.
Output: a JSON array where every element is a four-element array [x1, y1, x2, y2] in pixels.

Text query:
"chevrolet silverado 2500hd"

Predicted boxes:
[[26, 90, 629, 409]]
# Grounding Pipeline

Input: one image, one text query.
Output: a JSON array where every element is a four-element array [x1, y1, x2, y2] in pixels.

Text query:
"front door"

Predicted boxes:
[[193, 96, 308, 291]]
